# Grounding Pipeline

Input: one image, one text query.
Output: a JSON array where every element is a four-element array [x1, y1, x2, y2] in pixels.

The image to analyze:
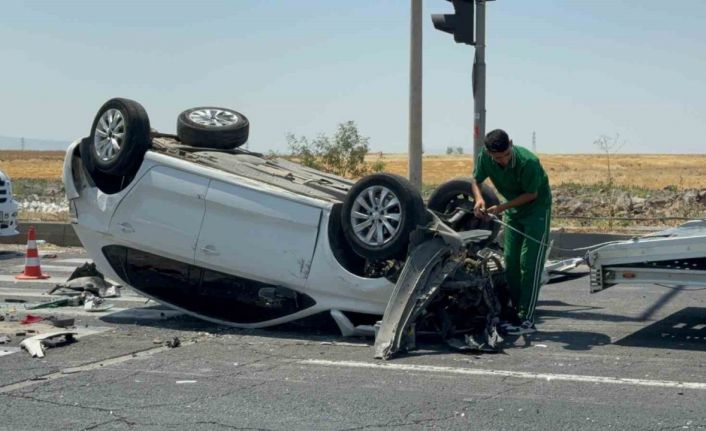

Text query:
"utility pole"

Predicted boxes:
[[408, 0, 423, 190], [532, 131, 536, 153], [20, 137, 25, 151], [472, 0, 487, 161]]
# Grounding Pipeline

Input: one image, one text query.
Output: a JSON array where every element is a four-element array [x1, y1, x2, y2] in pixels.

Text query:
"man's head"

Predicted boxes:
[[485, 129, 513, 167]]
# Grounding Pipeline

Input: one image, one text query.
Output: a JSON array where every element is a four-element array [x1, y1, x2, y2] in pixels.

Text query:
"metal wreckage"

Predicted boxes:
[[374, 211, 512, 360]]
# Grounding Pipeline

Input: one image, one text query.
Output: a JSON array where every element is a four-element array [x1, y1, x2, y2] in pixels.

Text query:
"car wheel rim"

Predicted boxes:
[[188, 109, 239, 127], [350, 185, 402, 247], [93, 109, 125, 163]]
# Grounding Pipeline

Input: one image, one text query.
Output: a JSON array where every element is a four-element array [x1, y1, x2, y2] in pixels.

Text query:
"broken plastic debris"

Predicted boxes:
[[20, 331, 78, 358], [44, 316, 75, 328], [67, 262, 104, 281], [175, 380, 197, 384], [83, 295, 114, 312], [25, 297, 81, 310], [49, 276, 121, 298], [20, 314, 44, 325]]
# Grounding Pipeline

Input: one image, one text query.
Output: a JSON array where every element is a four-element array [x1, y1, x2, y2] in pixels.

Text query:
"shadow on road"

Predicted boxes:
[[0, 251, 23, 260], [505, 329, 612, 351], [100, 308, 351, 343], [616, 307, 706, 351]]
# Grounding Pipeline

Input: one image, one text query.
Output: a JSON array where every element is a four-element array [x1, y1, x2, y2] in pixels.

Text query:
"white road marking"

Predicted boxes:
[[15, 265, 75, 273], [0, 287, 147, 303], [0, 347, 21, 357], [300, 359, 706, 391], [53, 258, 93, 265], [12, 307, 182, 320], [0, 275, 58, 284]]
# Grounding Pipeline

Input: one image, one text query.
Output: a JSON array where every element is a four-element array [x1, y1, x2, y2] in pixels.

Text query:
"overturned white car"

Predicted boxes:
[[0, 169, 19, 236], [64, 98, 511, 344]]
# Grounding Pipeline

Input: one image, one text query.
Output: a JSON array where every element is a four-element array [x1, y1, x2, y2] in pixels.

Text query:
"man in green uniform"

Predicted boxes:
[[471, 129, 552, 335]]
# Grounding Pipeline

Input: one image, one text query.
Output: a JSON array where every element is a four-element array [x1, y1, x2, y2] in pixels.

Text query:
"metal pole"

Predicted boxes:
[[473, 0, 486, 161], [409, 0, 423, 190]]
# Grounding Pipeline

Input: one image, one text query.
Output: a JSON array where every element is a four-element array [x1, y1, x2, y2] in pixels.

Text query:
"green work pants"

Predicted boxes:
[[503, 207, 551, 323]]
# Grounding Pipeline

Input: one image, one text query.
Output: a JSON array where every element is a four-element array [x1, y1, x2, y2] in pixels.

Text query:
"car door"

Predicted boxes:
[[108, 165, 209, 263], [195, 178, 322, 286]]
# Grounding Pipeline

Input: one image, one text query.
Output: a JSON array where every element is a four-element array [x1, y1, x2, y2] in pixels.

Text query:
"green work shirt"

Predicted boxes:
[[473, 145, 552, 219]]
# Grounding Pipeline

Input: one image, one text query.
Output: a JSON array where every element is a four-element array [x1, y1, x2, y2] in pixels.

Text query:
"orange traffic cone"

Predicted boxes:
[[16, 226, 50, 280]]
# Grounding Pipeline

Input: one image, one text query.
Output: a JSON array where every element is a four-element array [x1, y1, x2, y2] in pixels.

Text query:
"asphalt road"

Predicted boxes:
[[0, 244, 704, 430]]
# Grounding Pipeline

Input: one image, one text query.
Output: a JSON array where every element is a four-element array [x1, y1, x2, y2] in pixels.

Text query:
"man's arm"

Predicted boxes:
[[487, 192, 537, 215], [471, 180, 487, 217]]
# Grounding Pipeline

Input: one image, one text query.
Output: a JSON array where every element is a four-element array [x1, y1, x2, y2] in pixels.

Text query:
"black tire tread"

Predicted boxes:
[[177, 107, 249, 149], [87, 98, 151, 176]]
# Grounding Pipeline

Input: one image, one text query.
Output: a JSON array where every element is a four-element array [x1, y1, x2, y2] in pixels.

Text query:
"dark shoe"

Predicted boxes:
[[505, 320, 536, 335]]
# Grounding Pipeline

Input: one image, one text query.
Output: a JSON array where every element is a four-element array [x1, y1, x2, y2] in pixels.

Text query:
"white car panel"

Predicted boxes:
[[305, 208, 392, 315], [195, 178, 322, 286], [62, 140, 81, 200], [109, 166, 209, 264]]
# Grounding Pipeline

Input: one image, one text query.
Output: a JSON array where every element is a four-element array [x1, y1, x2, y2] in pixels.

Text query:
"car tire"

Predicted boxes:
[[427, 177, 501, 245], [341, 173, 425, 261], [82, 98, 151, 177], [176, 107, 249, 149]]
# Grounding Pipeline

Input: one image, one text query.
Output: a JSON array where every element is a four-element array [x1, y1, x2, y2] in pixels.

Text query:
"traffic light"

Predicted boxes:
[[431, 0, 475, 45]]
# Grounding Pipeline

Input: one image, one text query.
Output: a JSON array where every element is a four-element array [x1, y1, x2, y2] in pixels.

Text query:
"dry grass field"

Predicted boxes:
[[0, 150, 65, 180], [368, 153, 706, 189], [2, 150, 706, 190]]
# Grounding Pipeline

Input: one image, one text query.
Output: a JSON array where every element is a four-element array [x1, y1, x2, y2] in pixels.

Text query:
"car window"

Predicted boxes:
[[102, 245, 316, 324]]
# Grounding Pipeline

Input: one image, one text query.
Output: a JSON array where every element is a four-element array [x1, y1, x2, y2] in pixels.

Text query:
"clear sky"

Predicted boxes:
[[1, 0, 705, 154]]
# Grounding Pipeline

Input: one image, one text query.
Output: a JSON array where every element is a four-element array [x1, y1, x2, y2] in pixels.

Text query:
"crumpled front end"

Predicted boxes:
[[374, 215, 506, 360]]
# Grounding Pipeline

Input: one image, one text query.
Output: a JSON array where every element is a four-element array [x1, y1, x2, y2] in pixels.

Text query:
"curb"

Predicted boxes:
[[0, 222, 82, 247], [1, 223, 633, 259]]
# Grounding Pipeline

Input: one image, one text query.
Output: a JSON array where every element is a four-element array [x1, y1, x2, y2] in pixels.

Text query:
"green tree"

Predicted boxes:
[[287, 121, 372, 177]]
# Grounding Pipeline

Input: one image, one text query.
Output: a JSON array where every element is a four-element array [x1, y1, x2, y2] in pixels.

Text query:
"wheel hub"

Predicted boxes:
[[189, 109, 239, 127], [93, 109, 125, 163], [350, 185, 402, 247]]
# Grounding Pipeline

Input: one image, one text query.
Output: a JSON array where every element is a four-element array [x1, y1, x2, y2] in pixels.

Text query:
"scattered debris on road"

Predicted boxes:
[[83, 294, 114, 312], [20, 314, 43, 325], [25, 297, 82, 309], [20, 330, 78, 358], [49, 276, 121, 299], [166, 337, 181, 348], [44, 316, 75, 328]]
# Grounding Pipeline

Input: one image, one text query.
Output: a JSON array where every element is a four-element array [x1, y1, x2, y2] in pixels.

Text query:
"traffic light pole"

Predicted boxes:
[[409, 0, 423, 190], [473, 0, 486, 161]]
